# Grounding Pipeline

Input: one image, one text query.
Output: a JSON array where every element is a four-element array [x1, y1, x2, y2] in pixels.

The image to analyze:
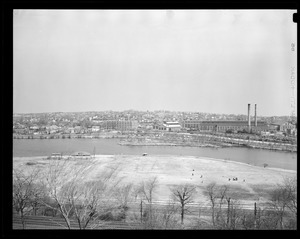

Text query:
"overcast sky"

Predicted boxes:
[[13, 10, 297, 116]]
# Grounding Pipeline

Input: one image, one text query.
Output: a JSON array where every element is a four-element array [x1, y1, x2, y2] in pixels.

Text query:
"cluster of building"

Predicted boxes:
[[153, 104, 297, 136], [13, 105, 297, 137], [183, 104, 265, 133]]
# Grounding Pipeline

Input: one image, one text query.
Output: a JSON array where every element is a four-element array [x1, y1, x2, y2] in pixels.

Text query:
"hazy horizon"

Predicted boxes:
[[14, 10, 297, 116], [12, 108, 295, 118]]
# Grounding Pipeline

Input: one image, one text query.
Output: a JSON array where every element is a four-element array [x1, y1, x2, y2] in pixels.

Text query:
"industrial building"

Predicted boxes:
[[183, 104, 269, 133], [184, 120, 268, 132], [153, 121, 182, 132], [164, 121, 182, 132], [101, 120, 138, 131]]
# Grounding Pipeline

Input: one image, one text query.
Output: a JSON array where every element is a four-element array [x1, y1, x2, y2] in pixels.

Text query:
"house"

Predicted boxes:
[[30, 126, 40, 131], [46, 125, 59, 134], [153, 123, 167, 131], [153, 121, 182, 131], [92, 126, 100, 132], [68, 127, 75, 134]]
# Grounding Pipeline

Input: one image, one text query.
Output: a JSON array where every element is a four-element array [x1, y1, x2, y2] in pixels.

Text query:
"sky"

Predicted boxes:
[[13, 10, 297, 116]]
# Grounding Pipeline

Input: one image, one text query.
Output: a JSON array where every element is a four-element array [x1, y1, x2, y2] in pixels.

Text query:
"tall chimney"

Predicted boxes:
[[248, 104, 251, 132], [255, 104, 257, 127]]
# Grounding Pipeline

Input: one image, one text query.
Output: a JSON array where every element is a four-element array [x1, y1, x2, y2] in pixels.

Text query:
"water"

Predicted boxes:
[[13, 138, 297, 170]]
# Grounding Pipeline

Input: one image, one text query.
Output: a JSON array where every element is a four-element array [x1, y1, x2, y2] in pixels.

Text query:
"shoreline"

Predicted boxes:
[[13, 135, 297, 153], [118, 142, 297, 153]]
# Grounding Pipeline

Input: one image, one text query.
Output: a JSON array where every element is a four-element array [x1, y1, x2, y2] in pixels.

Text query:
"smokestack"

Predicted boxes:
[[255, 104, 257, 127], [248, 104, 251, 131]]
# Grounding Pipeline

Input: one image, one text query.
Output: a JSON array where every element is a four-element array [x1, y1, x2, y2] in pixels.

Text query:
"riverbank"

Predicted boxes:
[[13, 154, 296, 206], [13, 131, 297, 153], [119, 140, 297, 152], [118, 141, 225, 148]]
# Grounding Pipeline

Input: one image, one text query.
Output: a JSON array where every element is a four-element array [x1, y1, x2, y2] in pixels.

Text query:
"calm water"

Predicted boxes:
[[13, 138, 297, 170]]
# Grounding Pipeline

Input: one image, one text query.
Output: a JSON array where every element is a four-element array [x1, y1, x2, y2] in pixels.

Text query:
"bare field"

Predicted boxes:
[[13, 155, 296, 204]]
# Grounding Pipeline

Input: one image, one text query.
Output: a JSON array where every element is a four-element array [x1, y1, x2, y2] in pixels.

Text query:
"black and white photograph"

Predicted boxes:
[[12, 10, 297, 230]]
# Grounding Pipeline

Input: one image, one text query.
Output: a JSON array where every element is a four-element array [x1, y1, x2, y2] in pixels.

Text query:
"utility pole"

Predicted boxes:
[[227, 197, 231, 227], [140, 200, 143, 223], [254, 202, 257, 229]]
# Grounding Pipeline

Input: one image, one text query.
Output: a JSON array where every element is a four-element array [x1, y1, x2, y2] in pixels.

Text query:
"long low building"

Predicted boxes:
[[153, 121, 182, 132], [183, 120, 269, 132], [101, 120, 138, 131]]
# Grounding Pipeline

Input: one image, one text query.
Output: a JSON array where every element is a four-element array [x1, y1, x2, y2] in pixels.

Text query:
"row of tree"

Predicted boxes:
[[13, 159, 297, 229]]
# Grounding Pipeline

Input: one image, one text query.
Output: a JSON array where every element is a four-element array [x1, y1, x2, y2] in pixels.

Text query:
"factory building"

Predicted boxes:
[[117, 120, 139, 131], [101, 120, 138, 131], [153, 123, 167, 131], [102, 120, 117, 130], [183, 120, 268, 132], [153, 121, 182, 132], [164, 121, 182, 132], [183, 104, 268, 133]]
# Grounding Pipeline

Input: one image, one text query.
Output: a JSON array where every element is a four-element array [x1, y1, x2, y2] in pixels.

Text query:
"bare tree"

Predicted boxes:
[[13, 168, 44, 228], [206, 182, 218, 226], [216, 185, 228, 224], [39, 160, 82, 229], [267, 176, 297, 229], [137, 177, 158, 204], [269, 189, 289, 229], [282, 177, 297, 218], [68, 179, 119, 229], [113, 183, 134, 221], [141, 199, 179, 230], [170, 184, 197, 225], [40, 159, 121, 229], [135, 177, 159, 223], [114, 184, 133, 208], [225, 199, 243, 230], [159, 200, 179, 229]]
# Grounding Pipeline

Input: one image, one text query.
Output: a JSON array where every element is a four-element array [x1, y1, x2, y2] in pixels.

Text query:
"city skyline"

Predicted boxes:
[[13, 10, 297, 116]]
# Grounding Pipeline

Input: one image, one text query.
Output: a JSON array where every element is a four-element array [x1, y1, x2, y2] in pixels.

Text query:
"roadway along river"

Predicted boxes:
[[13, 138, 297, 170]]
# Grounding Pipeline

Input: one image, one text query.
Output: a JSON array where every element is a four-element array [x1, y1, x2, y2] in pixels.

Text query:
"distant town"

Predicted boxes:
[[13, 107, 297, 152]]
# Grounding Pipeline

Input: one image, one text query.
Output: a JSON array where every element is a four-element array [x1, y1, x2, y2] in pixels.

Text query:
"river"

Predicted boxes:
[[13, 138, 297, 170]]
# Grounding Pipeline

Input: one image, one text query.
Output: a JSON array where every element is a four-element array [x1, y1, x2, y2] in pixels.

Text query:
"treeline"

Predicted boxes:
[[13, 160, 297, 230]]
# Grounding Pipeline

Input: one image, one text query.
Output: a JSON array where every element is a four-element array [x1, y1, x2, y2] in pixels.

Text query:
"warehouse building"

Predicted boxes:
[[184, 120, 268, 132], [153, 121, 182, 132], [183, 104, 268, 133], [164, 121, 182, 132], [101, 120, 138, 131]]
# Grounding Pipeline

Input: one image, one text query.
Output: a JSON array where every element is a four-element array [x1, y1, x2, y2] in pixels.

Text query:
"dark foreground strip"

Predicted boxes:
[[13, 214, 142, 230]]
